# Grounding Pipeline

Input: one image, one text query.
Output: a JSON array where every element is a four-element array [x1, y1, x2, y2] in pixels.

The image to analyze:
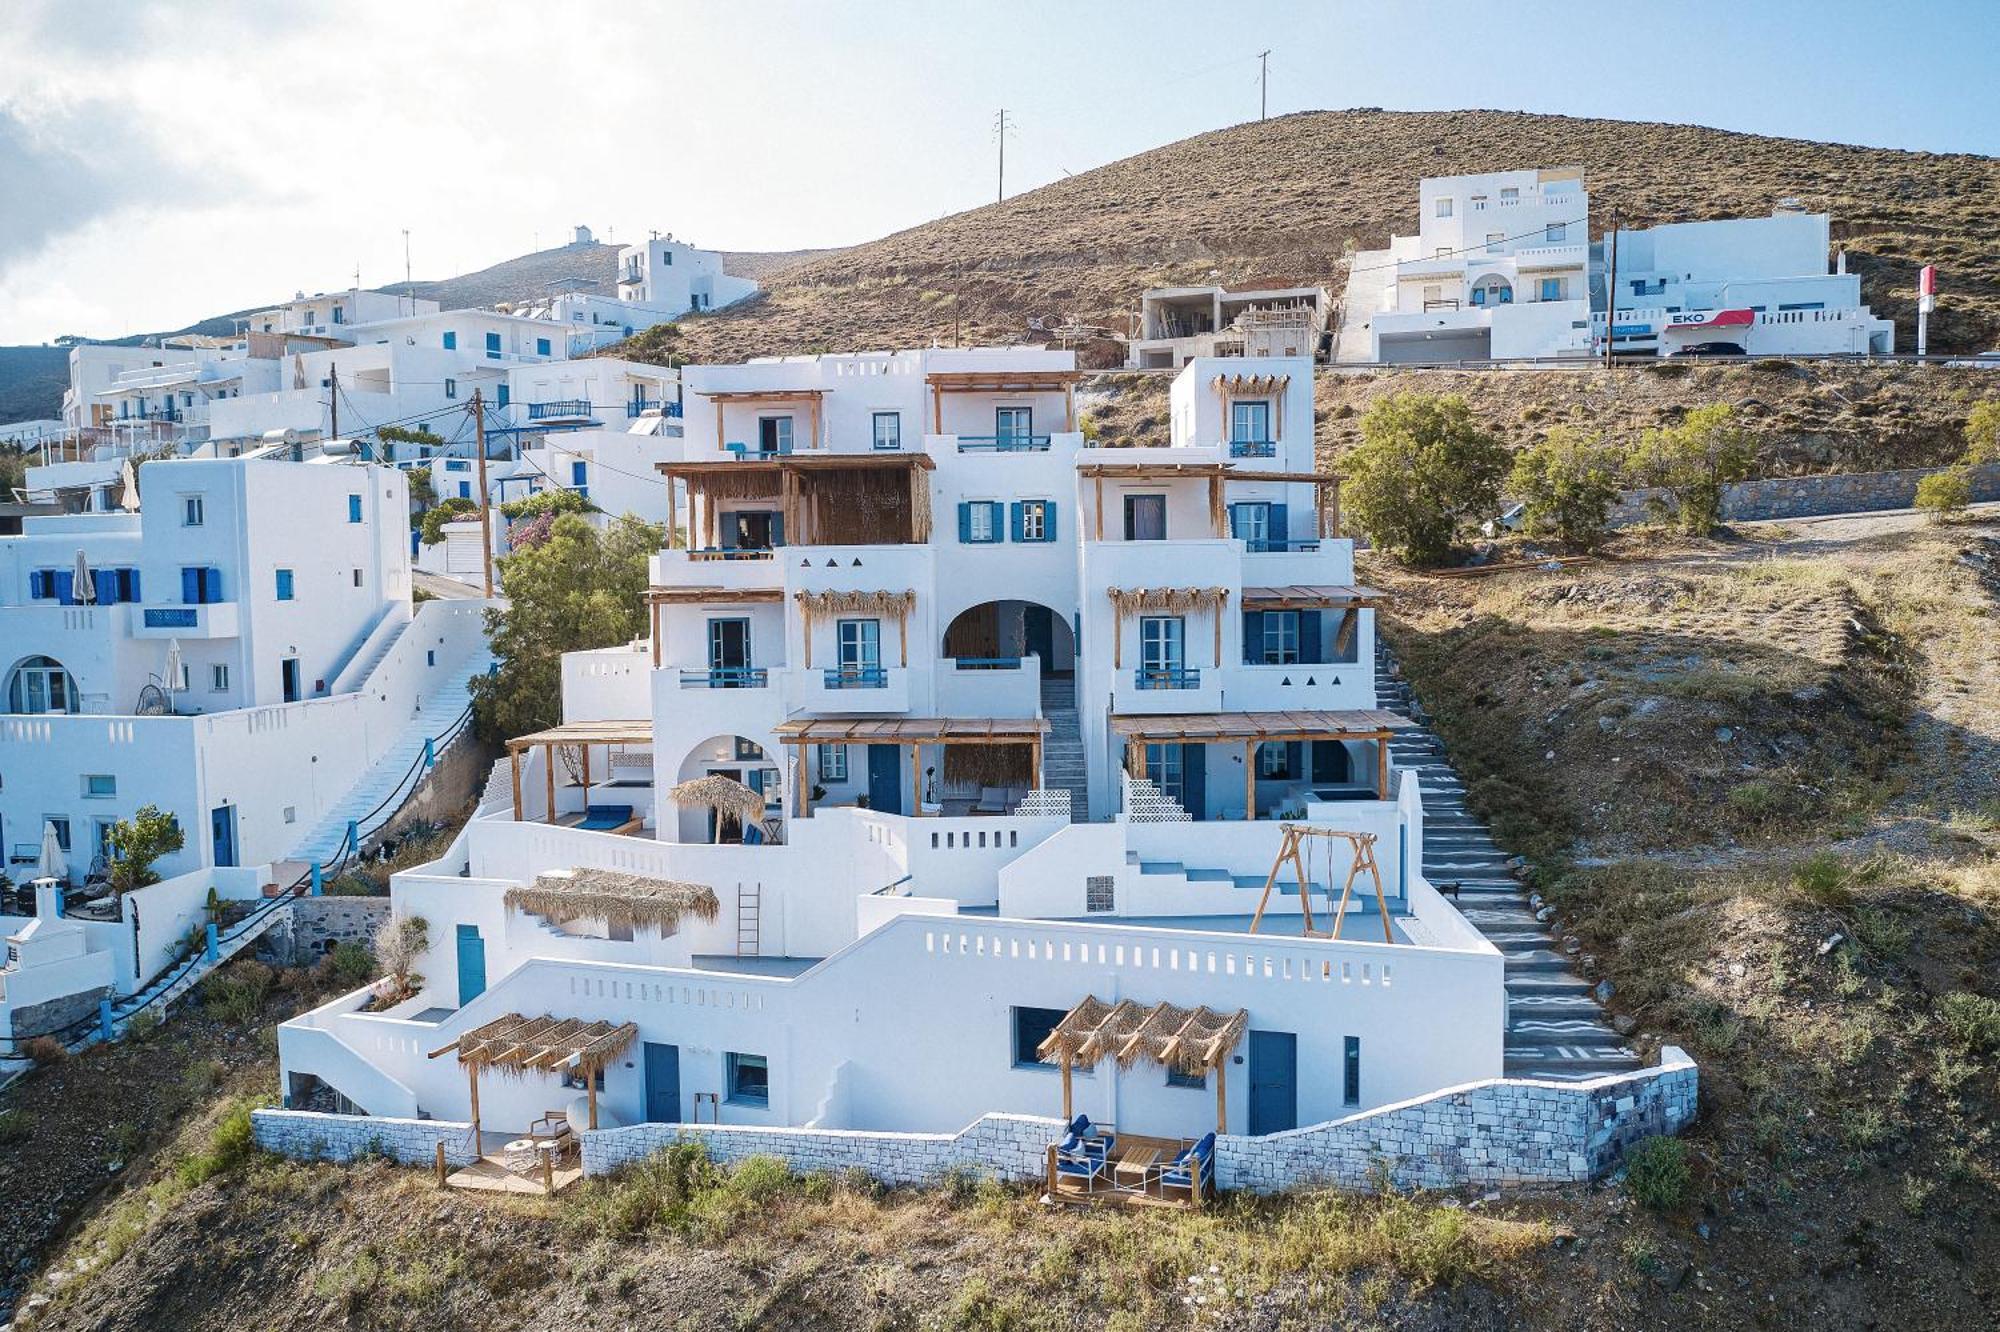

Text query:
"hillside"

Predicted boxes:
[[0, 346, 70, 426], [629, 109, 2000, 366]]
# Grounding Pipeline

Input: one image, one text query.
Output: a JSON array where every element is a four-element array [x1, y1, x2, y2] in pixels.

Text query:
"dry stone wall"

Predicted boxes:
[[251, 1109, 477, 1168]]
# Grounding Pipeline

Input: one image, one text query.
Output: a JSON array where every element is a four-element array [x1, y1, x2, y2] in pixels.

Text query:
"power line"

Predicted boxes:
[[993, 108, 1015, 204], [1258, 50, 1271, 121], [1343, 215, 1590, 278]]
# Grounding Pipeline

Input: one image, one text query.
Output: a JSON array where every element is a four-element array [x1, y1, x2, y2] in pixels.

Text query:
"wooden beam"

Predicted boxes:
[[580, 745, 590, 799], [1061, 1059, 1073, 1124], [1065, 383, 1076, 433], [587, 1076, 599, 1131], [910, 743, 922, 816], [1328, 478, 1341, 539], [544, 741, 556, 825], [810, 395, 822, 450], [932, 382, 942, 435], [1245, 740, 1256, 821], [1376, 737, 1389, 800], [467, 1063, 481, 1144], [650, 598, 662, 669], [1208, 472, 1224, 538], [1030, 738, 1043, 789], [1094, 474, 1105, 541], [510, 748, 522, 821], [714, 399, 725, 455], [1215, 1058, 1227, 1136]]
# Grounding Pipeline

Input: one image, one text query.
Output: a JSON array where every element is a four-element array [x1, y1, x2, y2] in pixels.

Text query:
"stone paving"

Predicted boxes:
[[1376, 643, 1640, 1080]]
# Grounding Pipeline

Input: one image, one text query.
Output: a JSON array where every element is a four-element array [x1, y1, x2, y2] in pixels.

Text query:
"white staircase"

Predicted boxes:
[[287, 649, 494, 866], [1038, 675, 1089, 821]]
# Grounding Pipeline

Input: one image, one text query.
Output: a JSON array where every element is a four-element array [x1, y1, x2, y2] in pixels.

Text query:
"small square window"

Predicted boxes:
[[1085, 875, 1114, 913], [1012, 1006, 1066, 1068], [1166, 1066, 1207, 1089], [818, 745, 849, 782], [347, 494, 363, 523], [725, 1052, 769, 1106], [83, 774, 116, 798], [282, 805, 296, 824], [352, 568, 363, 588], [212, 663, 230, 692], [182, 494, 204, 527], [1434, 196, 1452, 218], [445, 378, 457, 400]]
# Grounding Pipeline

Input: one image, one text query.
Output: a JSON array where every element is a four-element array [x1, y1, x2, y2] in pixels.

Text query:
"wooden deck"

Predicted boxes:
[[1043, 1132, 1214, 1211], [444, 1154, 584, 1196]]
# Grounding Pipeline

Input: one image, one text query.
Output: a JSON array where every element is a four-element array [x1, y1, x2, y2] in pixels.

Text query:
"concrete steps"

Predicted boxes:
[[1039, 676, 1089, 822]]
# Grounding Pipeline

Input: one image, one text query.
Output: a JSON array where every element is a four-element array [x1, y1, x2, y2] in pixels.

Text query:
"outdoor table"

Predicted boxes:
[[1112, 1143, 1163, 1191]]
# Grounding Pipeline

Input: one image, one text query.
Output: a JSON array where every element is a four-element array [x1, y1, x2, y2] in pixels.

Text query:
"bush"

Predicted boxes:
[[0, 1107, 30, 1143], [322, 941, 377, 989], [173, 1096, 261, 1187], [1624, 1135, 1691, 1210], [1791, 850, 1852, 907], [726, 1153, 794, 1202], [202, 960, 276, 1026], [1344, 393, 1509, 565], [500, 487, 594, 522], [106, 805, 186, 894], [1914, 467, 1972, 522], [1628, 403, 1754, 534], [1964, 398, 2000, 464], [418, 496, 480, 545], [22, 1035, 67, 1066], [1507, 426, 1624, 550], [1937, 992, 2000, 1053]]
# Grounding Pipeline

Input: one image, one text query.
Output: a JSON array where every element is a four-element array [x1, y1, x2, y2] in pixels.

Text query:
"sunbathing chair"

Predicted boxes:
[[971, 786, 1010, 815], [1151, 1132, 1216, 1205], [575, 804, 638, 833], [529, 1110, 576, 1161]]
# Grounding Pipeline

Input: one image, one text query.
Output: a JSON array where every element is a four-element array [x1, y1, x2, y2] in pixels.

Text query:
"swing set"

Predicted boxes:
[[1247, 823, 1392, 944]]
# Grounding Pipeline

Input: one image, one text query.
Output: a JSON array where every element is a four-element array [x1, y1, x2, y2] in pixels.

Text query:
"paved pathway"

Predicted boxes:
[[1375, 643, 1640, 1080]]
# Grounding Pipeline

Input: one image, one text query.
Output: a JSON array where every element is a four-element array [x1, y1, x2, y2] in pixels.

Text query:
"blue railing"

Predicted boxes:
[[823, 665, 888, 689], [1243, 539, 1323, 553], [681, 666, 769, 688], [528, 399, 594, 420], [956, 435, 1052, 452], [144, 608, 199, 628], [1134, 666, 1201, 690], [685, 547, 775, 561], [1229, 439, 1277, 458], [724, 439, 792, 459], [626, 400, 661, 417], [954, 657, 1022, 670]]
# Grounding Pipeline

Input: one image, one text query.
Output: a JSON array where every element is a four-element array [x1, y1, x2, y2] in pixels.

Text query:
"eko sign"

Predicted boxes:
[[1667, 309, 1754, 330]]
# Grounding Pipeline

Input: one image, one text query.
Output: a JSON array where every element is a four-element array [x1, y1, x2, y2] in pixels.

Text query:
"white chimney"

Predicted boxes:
[[33, 876, 61, 919], [1835, 250, 1847, 275]]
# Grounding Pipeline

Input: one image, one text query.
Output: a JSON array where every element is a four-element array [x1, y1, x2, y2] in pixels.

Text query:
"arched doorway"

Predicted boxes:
[[6, 656, 77, 715], [1469, 275, 1514, 308], [675, 735, 782, 844], [941, 600, 1075, 678]]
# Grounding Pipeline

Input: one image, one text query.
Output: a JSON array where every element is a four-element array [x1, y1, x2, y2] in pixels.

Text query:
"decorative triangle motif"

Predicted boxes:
[[1280, 676, 1292, 687], [1304, 676, 1315, 686], [851, 558, 863, 567], [824, 559, 838, 568]]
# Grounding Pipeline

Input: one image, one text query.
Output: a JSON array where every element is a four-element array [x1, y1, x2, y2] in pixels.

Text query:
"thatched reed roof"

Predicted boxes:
[[1036, 995, 1249, 1075], [794, 588, 917, 619], [436, 1013, 638, 1077], [1105, 586, 1230, 615], [506, 867, 720, 933]]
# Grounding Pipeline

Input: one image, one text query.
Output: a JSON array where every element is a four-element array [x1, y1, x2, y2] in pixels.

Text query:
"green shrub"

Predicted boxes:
[[1628, 403, 1754, 534], [1937, 991, 2000, 1053], [0, 1107, 29, 1143], [1914, 467, 1972, 522], [1343, 393, 1509, 565], [499, 487, 594, 522], [324, 941, 377, 988], [726, 1153, 794, 1202], [106, 805, 186, 895], [1624, 1135, 1691, 1210], [1507, 425, 1624, 550], [174, 1096, 262, 1186], [418, 496, 480, 545], [1791, 851, 1852, 907], [202, 960, 276, 1026], [1964, 398, 2000, 464]]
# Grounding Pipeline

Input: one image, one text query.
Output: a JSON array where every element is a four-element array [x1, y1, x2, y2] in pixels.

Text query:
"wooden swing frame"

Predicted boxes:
[[1247, 823, 1392, 944]]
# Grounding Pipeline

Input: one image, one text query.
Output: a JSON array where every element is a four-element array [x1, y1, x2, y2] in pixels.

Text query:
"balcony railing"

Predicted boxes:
[[724, 439, 793, 459], [1134, 665, 1201, 691], [680, 666, 768, 689], [953, 657, 1022, 670], [1243, 539, 1322, 553], [686, 547, 775, 561], [143, 608, 199, 628], [626, 400, 684, 418], [956, 435, 1052, 452], [823, 665, 888, 689], [528, 399, 595, 421], [1228, 439, 1276, 458]]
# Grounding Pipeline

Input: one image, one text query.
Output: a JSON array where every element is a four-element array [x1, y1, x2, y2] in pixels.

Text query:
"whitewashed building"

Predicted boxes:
[[510, 236, 759, 355], [1126, 284, 1332, 369], [0, 454, 490, 884], [272, 347, 1573, 1175]]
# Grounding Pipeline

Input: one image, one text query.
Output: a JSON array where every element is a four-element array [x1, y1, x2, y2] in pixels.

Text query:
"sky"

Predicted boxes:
[[1, 0, 1996, 346]]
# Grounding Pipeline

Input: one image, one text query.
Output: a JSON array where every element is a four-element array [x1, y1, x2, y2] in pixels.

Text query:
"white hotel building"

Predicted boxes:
[[273, 347, 1563, 1173]]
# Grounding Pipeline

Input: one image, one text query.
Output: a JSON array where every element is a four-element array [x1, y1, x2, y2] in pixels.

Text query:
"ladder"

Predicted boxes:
[[736, 881, 761, 957]]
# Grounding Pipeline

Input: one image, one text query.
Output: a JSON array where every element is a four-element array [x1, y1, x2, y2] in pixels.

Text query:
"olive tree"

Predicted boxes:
[[1508, 426, 1626, 550], [1343, 393, 1509, 565], [1627, 403, 1755, 535]]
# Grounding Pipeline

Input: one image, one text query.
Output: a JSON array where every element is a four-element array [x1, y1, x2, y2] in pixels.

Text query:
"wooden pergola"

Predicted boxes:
[[1036, 995, 1249, 1132], [505, 720, 654, 823], [772, 716, 1049, 817], [428, 1013, 639, 1137], [1110, 708, 1413, 805], [924, 369, 1082, 435], [692, 387, 827, 454], [1210, 372, 1291, 446], [657, 452, 935, 550], [1239, 584, 1389, 611], [645, 586, 782, 667], [1075, 461, 1345, 541]]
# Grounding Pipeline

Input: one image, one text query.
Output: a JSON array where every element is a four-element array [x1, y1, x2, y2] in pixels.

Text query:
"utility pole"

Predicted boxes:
[[1258, 50, 1271, 121], [1602, 207, 1618, 371], [994, 108, 1014, 203], [328, 364, 339, 445], [402, 230, 414, 317], [471, 390, 495, 598]]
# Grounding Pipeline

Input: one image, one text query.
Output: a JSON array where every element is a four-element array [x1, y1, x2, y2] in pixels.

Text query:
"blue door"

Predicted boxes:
[[456, 924, 487, 1007], [643, 1042, 681, 1122], [1023, 604, 1055, 675], [1247, 1030, 1297, 1134], [867, 743, 902, 815], [210, 805, 237, 868]]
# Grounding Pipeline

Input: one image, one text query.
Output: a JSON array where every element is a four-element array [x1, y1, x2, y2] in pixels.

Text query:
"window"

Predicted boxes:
[[442, 331, 457, 350], [181, 567, 222, 605], [352, 568, 363, 589], [1139, 616, 1184, 677], [725, 1052, 769, 1106], [960, 500, 1003, 544], [83, 774, 116, 798], [1434, 196, 1452, 218], [1122, 494, 1166, 541], [182, 494, 204, 527], [733, 736, 763, 762], [1230, 400, 1271, 445], [570, 460, 588, 495], [1258, 743, 1293, 778], [757, 416, 793, 455], [212, 663, 230, 692], [1544, 222, 1567, 243], [496, 384, 510, 410], [9, 656, 76, 714], [1011, 499, 1055, 542], [1499, 186, 1519, 202], [1778, 301, 1826, 312], [1540, 277, 1564, 302], [275, 569, 295, 601], [347, 494, 363, 523], [818, 745, 849, 782], [1484, 232, 1504, 254], [1434, 247, 1451, 259], [45, 816, 71, 852], [1344, 1036, 1361, 1106], [444, 377, 457, 400], [1262, 610, 1300, 664], [995, 406, 1032, 442], [332, 306, 345, 324], [836, 619, 880, 673], [1085, 875, 1114, 913], [536, 337, 551, 356], [1167, 1065, 1207, 1090], [872, 411, 901, 451], [1012, 1006, 1067, 1068], [444, 460, 470, 472], [484, 331, 502, 359]]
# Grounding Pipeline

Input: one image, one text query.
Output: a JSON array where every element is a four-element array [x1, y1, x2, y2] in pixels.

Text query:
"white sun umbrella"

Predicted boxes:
[[162, 637, 185, 692], [120, 457, 141, 512], [73, 548, 95, 604], [38, 819, 67, 883]]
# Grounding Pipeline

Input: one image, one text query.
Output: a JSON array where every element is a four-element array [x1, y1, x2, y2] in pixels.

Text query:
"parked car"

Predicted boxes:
[[1944, 350, 2000, 369], [1668, 342, 1747, 358]]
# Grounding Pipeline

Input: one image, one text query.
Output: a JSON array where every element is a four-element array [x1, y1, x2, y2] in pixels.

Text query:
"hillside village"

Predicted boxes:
[[0, 106, 1995, 1332]]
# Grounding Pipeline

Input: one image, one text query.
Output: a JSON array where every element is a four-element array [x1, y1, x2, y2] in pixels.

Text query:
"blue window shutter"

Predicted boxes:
[[957, 502, 972, 543], [1043, 500, 1058, 543], [182, 567, 199, 604], [53, 571, 75, 605], [1299, 609, 1322, 664], [442, 331, 456, 350], [497, 385, 509, 409], [28, 570, 44, 599], [771, 513, 784, 547], [1181, 743, 1207, 819], [203, 568, 221, 603], [348, 494, 363, 523], [1009, 501, 1025, 542], [1268, 502, 1289, 548], [1242, 611, 1264, 663], [93, 570, 114, 604]]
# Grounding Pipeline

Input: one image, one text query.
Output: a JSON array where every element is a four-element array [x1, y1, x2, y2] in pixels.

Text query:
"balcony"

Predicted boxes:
[[686, 547, 776, 563], [528, 399, 596, 422], [1227, 439, 1276, 459], [1241, 538, 1321, 554], [133, 602, 239, 639], [1512, 243, 1587, 271], [952, 657, 1021, 670], [955, 434, 1052, 453], [1134, 666, 1201, 691], [680, 666, 770, 689], [791, 664, 911, 715], [723, 439, 793, 459], [823, 665, 888, 689], [626, 400, 683, 418]]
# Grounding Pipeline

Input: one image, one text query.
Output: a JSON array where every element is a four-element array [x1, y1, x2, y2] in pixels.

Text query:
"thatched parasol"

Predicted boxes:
[[505, 867, 720, 934], [670, 773, 773, 843]]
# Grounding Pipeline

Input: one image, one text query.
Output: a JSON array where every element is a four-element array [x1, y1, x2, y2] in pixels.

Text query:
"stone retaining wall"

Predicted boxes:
[[1610, 461, 2000, 526], [258, 896, 390, 967], [251, 1109, 477, 1168], [580, 1112, 1056, 1186]]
